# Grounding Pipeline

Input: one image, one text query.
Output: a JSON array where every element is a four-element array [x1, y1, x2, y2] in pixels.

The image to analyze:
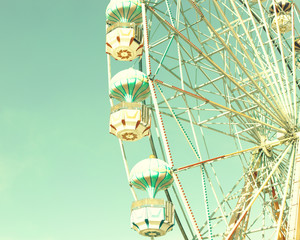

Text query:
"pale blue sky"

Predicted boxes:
[[0, 0, 145, 239]]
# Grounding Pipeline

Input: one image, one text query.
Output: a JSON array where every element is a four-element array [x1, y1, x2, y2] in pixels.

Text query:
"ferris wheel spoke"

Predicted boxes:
[[175, 135, 295, 173], [224, 156, 265, 238], [155, 81, 203, 161], [150, 52, 272, 138], [246, 0, 294, 72], [292, 5, 298, 123], [147, 5, 289, 128], [151, 39, 274, 128], [181, 92, 237, 233], [156, 94, 272, 142], [254, 1, 296, 119], [222, 86, 274, 138], [158, 109, 257, 143], [232, 0, 292, 121], [226, 86, 266, 141], [176, 43, 225, 92], [272, 0, 294, 118], [155, 88, 262, 141], [174, 145, 261, 173], [155, 79, 286, 133], [189, 0, 291, 126], [156, 74, 288, 151], [177, 41, 235, 99]]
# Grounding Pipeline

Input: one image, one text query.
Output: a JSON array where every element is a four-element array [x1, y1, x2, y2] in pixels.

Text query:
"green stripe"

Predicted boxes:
[[127, 4, 138, 22], [137, 171, 149, 189], [133, 81, 149, 101], [149, 169, 159, 197], [132, 178, 147, 191], [157, 174, 173, 190], [157, 171, 173, 190], [106, 14, 119, 23], [107, 7, 122, 22], [113, 82, 127, 99], [128, 4, 142, 23], [124, 2, 130, 21], [127, 78, 136, 101], [114, 5, 124, 22], [110, 86, 125, 100]]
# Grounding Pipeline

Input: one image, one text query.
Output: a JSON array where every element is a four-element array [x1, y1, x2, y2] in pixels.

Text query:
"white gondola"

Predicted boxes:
[[106, 0, 143, 61], [131, 199, 175, 237], [106, 22, 143, 61], [109, 102, 151, 141]]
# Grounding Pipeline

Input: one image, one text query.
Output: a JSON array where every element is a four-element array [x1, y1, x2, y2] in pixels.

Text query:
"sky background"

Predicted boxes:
[[0, 0, 151, 239]]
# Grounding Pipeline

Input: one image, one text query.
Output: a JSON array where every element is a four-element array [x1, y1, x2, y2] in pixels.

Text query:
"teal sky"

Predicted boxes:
[[0, 0, 153, 239]]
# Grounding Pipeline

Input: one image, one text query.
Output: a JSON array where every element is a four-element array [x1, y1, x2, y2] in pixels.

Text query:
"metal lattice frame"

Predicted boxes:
[[107, 0, 300, 239]]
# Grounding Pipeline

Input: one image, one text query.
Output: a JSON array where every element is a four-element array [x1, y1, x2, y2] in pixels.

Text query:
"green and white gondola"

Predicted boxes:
[[109, 68, 151, 141], [106, 0, 143, 61], [130, 156, 175, 238]]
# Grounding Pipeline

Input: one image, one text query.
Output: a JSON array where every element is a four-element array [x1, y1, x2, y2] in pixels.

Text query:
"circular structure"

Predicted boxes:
[[106, 0, 300, 239], [109, 68, 150, 102], [130, 156, 173, 198]]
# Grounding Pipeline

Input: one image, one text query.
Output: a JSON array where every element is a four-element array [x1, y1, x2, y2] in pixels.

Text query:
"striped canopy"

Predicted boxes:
[[106, 0, 142, 25], [130, 156, 174, 198], [110, 68, 150, 102], [269, 0, 292, 14]]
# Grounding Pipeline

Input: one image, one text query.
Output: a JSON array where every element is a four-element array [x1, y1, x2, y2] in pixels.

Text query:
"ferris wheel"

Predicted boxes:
[[105, 0, 300, 239]]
